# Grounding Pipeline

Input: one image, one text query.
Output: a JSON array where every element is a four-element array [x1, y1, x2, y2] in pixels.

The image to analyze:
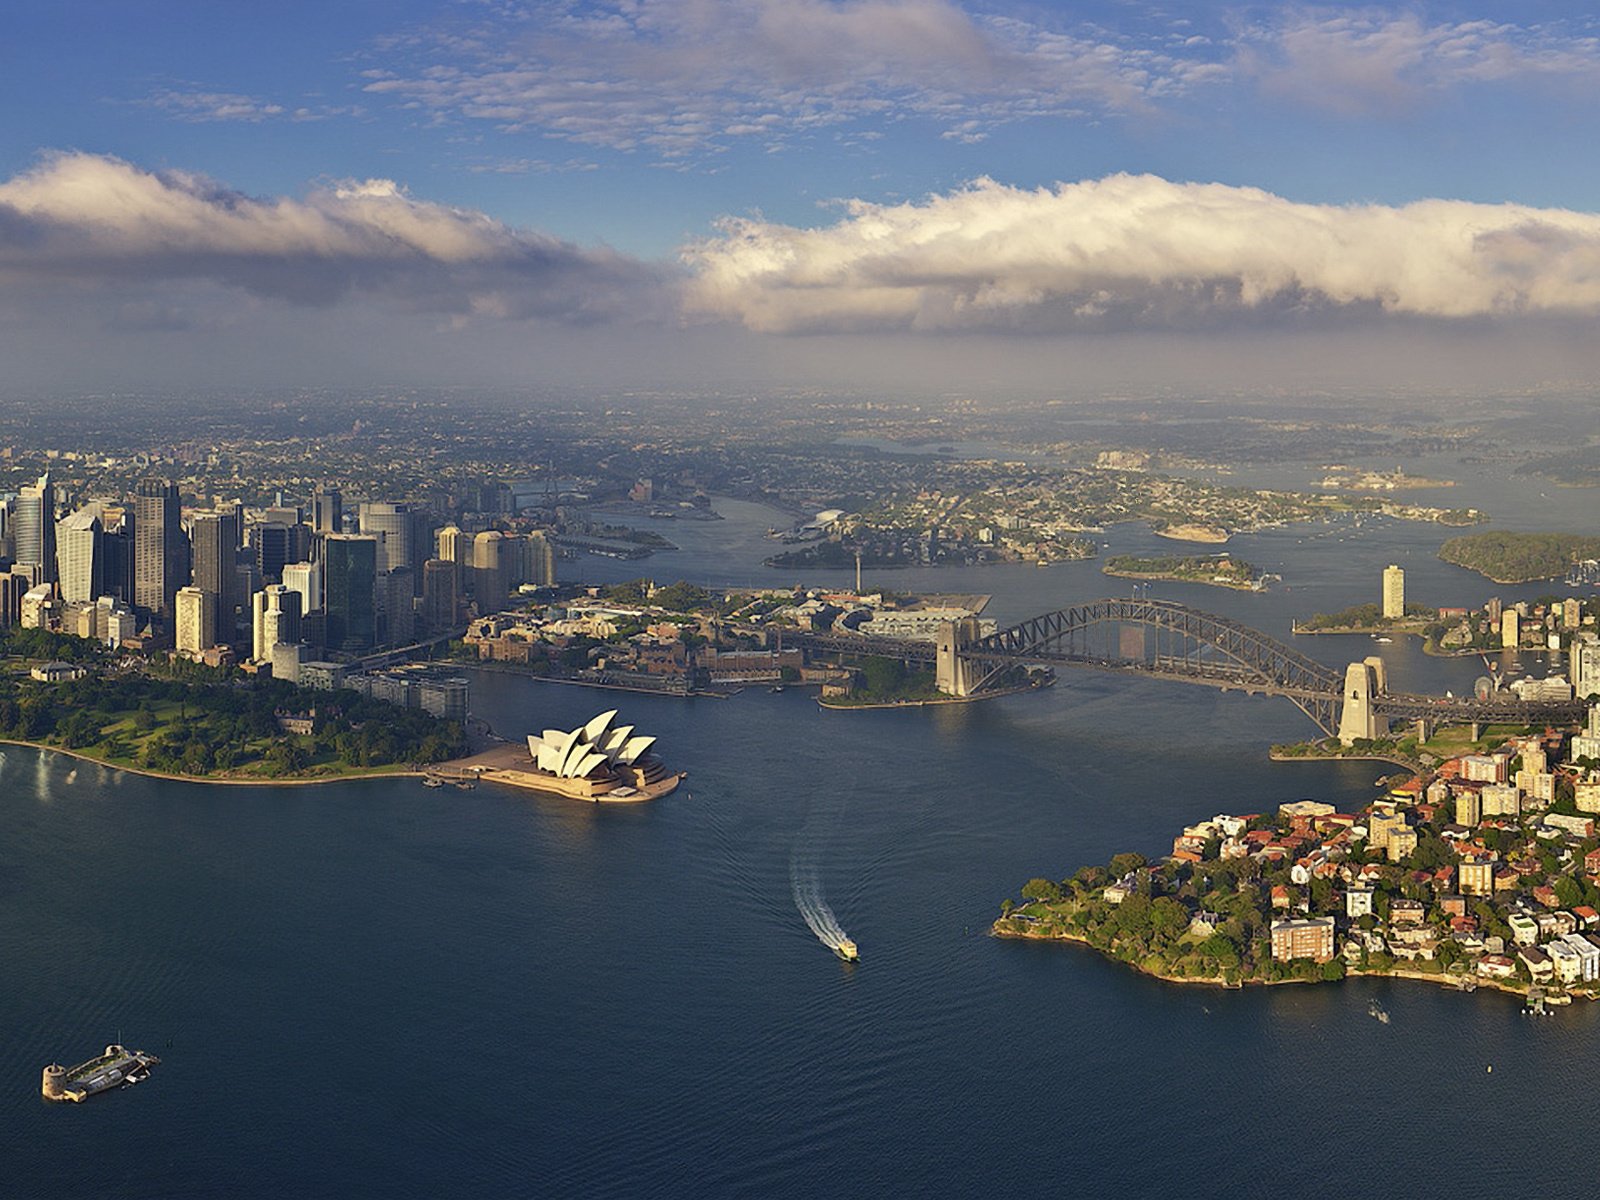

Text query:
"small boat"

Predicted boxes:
[[835, 938, 859, 962], [1368, 999, 1390, 1024], [422, 777, 444, 789], [768, 685, 786, 693], [454, 779, 476, 790]]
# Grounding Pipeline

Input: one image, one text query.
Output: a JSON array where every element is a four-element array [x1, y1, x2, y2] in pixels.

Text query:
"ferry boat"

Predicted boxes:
[[42, 1044, 160, 1102], [835, 938, 859, 962]]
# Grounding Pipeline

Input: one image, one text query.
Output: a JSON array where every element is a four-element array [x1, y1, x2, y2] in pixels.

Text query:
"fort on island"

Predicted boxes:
[[42, 1044, 160, 1102], [450, 710, 684, 802]]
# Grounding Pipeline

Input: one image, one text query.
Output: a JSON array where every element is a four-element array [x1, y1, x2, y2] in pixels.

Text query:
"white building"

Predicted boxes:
[[175, 585, 216, 654], [252, 584, 303, 662], [1382, 564, 1404, 619], [282, 561, 323, 616], [1564, 932, 1600, 982], [54, 506, 103, 604]]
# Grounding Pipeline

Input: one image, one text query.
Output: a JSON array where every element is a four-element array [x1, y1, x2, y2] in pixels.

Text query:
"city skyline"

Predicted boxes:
[[5, 1, 1600, 393]]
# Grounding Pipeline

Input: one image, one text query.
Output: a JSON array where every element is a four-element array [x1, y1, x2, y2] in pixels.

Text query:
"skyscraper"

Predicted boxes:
[[253, 523, 294, 584], [1382, 564, 1405, 619], [134, 479, 186, 619], [191, 511, 243, 645], [323, 534, 377, 653], [312, 488, 342, 534], [55, 506, 104, 603], [523, 530, 556, 588], [252, 584, 303, 662], [379, 566, 415, 646], [359, 501, 421, 576], [13, 473, 56, 584], [421, 558, 458, 632], [472, 531, 509, 609], [282, 560, 323, 617], [175, 585, 216, 654]]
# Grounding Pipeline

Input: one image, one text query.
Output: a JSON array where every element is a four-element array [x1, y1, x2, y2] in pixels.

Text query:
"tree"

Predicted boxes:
[[1149, 897, 1190, 942], [1021, 878, 1062, 903], [1108, 852, 1147, 878]]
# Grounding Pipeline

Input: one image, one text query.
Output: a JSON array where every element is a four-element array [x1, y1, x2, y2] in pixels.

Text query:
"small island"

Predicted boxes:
[[1439, 532, 1600, 584], [1102, 554, 1263, 591], [994, 724, 1600, 999]]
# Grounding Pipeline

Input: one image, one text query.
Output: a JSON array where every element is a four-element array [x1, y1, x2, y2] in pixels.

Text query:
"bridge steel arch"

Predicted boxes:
[[964, 598, 1348, 734]]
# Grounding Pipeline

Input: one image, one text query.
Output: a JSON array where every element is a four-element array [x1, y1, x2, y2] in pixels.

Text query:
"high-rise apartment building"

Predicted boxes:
[[13, 473, 56, 584], [1382, 564, 1405, 619], [134, 480, 186, 619], [1501, 608, 1520, 649], [55, 506, 104, 603], [323, 534, 377, 653]]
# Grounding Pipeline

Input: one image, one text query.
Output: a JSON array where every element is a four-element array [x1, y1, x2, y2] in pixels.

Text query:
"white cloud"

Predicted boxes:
[[0, 151, 662, 321], [143, 88, 362, 124], [1233, 8, 1600, 114], [681, 173, 1600, 333], [361, 0, 1214, 156]]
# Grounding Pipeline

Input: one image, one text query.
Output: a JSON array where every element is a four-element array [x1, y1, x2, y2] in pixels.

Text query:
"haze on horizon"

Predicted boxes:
[[4, 1, 1600, 397]]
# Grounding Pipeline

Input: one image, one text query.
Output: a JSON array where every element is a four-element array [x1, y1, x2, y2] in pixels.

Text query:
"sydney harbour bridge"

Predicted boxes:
[[781, 597, 1588, 743]]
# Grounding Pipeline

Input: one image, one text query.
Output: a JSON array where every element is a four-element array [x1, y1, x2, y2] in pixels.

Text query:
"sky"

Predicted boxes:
[[4, 0, 1600, 396]]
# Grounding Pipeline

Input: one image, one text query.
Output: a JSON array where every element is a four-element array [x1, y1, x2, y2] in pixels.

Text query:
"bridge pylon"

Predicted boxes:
[[936, 617, 981, 697], [1337, 657, 1390, 745]]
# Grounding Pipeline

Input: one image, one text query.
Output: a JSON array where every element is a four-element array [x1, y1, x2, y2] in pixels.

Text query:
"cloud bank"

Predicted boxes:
[[0, 151, 660, 321], [682, 174, 1600, 334]]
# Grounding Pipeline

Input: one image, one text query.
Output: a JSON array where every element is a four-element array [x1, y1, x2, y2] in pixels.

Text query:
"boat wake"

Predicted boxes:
[[790, 856, 852, 956]]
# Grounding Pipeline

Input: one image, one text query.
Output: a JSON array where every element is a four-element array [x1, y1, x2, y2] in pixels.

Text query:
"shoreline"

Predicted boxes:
[[992, 925, 1538, 1001], [818, 678, 1052, 711], [1102, 568, 1260, 591], [0, 738, 422, 788], [463, 661, 738, 700], [1268, 748, 1421, 771]]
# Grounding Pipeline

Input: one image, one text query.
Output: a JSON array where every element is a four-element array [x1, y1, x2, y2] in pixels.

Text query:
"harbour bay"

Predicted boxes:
[[5, 464, 1599, 1198]]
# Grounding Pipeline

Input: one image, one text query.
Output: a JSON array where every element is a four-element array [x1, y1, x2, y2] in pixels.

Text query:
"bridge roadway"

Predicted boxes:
[[772, 598, 1589, 735]]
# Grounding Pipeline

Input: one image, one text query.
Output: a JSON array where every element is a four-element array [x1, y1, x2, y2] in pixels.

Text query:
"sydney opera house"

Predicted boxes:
[[513, 710, 683, 801]]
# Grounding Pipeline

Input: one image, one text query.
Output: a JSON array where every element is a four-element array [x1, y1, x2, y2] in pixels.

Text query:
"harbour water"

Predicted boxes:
[[4, 459, 1599, 1197]]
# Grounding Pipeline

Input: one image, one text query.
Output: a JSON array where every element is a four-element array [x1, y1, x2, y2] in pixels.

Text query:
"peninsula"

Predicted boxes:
[[0, 630, 465, 783], [1439, 532, 1600, 584], [995, 717, 1600, 998]]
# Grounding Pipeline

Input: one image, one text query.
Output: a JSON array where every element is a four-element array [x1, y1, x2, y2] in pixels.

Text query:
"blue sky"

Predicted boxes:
[[4, 1, 1600, 392]]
